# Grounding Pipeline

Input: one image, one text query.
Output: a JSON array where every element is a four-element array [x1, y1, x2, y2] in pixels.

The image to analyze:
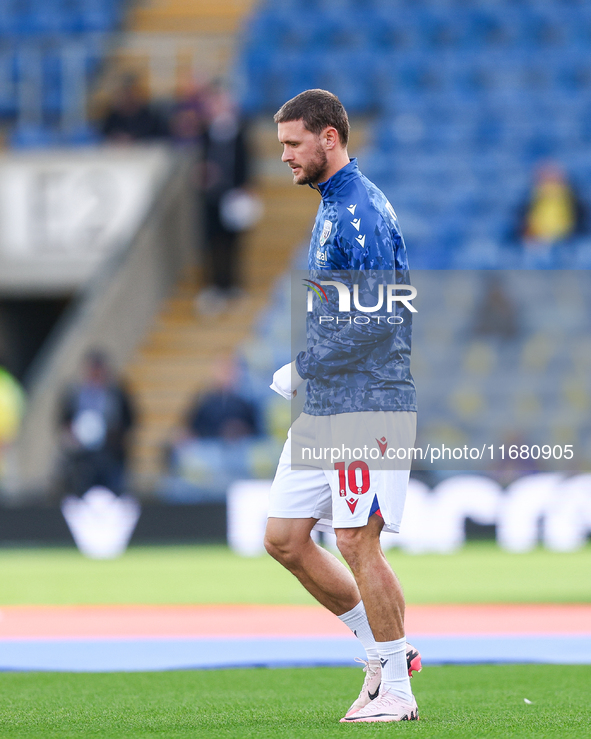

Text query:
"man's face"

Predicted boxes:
[[278, 119, 328, 186]]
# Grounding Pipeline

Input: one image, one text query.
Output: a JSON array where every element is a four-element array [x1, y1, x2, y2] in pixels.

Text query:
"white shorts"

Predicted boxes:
[[268, 411, 416, 533]]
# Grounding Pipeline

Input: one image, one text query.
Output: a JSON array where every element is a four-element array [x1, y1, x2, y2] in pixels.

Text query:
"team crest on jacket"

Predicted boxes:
[[320, 220, 332, 246]]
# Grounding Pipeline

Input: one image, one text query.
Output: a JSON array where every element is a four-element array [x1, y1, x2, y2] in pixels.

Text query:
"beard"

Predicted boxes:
[[293, 145, 328, 186]]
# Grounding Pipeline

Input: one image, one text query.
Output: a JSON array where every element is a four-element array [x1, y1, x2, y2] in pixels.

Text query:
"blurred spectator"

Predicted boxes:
[[160, 357, 274, 501], [168, 79, 208, 147], [515, 162, 587, 250], [101, 77, 168, 143], [196, 84, 261, 315], [0, 360, 25, 481], [183, 357, 259, 441], [472, 275, 520, 341], [56, 350, 135, 497]]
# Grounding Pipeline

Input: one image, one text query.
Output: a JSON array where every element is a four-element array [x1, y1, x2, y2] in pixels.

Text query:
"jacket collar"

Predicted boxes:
[[315, 158, 359, 200]]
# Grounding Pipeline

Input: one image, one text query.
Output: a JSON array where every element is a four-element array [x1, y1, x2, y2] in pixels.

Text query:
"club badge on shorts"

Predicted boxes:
[[320, 220, 333, 246]]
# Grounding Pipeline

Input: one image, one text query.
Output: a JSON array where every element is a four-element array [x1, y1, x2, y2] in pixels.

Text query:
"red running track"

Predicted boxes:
[[0, 604, 590, 639]]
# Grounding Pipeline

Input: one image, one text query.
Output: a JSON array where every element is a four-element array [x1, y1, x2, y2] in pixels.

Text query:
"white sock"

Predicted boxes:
[[337, 601, 379, 662], [376, 637, 412, 701]]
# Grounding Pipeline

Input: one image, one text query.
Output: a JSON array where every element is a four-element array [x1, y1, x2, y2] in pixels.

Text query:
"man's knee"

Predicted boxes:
[[336, 526, 380, 570], [335, 527, 362, 566], [264, 518, 313, 569], [263, 536, 303, 570], [263, 528, 289, 563]]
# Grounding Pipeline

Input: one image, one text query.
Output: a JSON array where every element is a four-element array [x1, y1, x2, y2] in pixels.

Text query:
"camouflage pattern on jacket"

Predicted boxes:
[[295, 159, 417, 416]]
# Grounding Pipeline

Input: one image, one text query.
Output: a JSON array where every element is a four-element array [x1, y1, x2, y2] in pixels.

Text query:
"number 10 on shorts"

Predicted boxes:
[[335, 461, 371, 497]]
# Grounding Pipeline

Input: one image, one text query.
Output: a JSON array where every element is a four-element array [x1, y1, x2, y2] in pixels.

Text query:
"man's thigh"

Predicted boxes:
[[330, 468, 410, 532], [327, 411, 415, 533], [268, 429, 333, 520]]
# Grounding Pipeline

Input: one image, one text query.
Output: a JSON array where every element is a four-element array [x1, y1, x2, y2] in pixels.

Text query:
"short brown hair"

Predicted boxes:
[[274, 89, 350, 147]]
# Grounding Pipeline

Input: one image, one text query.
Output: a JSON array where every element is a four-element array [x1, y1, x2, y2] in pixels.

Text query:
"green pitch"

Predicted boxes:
[[1, 545, 589, 738], [0, 542, 589, 605], [0, 665, 589, 739]]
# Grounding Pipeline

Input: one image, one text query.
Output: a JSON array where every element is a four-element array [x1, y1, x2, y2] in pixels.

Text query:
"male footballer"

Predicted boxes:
[[266, 89, 420, 723]]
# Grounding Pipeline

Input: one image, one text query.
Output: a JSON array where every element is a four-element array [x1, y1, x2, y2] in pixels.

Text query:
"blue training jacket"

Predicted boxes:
[[295, 158, 417, 416]]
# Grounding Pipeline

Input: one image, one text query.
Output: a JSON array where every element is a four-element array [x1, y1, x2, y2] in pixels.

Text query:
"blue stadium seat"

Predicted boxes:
[[1, 1, 124, 146], [0, 51, 17, 116], [9, 123, 58, 148]]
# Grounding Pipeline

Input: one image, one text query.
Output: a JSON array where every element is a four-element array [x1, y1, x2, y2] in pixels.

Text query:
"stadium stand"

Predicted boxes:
[[237, 0, 591, 270], [0, 0, 125, 147], [0, 0, 304, 498], [94, 0, 257, 107], [6, 0, 591, 499], [157, 0, 591, 497], [136, 0, 591, 499]]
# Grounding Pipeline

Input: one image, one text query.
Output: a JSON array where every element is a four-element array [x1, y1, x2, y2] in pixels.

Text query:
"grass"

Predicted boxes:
[[0, 542, 589, 606], [1, 545, 589, 737], [0, 665, 589, 738]]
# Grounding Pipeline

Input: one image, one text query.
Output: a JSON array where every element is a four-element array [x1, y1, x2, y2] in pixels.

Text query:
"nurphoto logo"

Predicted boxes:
[[304, 278, 417, 325]]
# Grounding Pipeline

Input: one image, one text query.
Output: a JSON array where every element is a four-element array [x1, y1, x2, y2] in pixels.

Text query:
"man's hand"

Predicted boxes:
[[270, 361, 305, 400]]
